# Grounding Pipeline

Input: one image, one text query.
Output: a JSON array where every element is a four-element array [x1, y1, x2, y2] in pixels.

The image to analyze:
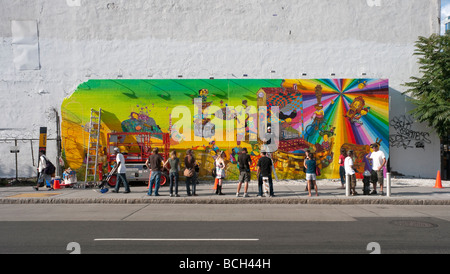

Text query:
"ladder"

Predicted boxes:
[[83, 108, 102, 188]]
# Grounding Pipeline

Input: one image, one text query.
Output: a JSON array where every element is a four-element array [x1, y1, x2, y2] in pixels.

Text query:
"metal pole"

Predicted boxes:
[[54, 108, 62, 178], [15, 139, 18, 183], [386, 172, 391, 197], [345, 174, 350, 197]]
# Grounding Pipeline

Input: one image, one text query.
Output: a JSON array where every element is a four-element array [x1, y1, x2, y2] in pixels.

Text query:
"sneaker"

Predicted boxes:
[[169, 194, 173, 197], [370, 190, 377, 195], [175, 194, 180, 197], [243, 193, 249, 198], [236, 192, 240, 197]]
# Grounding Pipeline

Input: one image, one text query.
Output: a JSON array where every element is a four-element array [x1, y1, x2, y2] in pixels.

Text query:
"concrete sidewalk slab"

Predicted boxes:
[[1, 179, 450, 205]]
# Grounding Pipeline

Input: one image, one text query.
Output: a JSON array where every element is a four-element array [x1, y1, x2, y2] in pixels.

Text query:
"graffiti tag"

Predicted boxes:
[[389, 115, 431, 149]]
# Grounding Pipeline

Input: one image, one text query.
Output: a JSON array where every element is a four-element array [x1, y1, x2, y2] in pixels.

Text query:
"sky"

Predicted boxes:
[[442, 0, 450, 34]]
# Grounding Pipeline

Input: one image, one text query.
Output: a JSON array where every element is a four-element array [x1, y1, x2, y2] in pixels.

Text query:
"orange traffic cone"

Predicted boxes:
[[53, 178, 61, 189], [434, 170, 443, 189], [213, 178, 218, 190]]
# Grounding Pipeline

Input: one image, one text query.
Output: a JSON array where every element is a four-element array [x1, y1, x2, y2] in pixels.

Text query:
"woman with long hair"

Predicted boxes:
[[215, 151, 226, 195], [304, 152, 319, 197], [164, 150, 180, 197]]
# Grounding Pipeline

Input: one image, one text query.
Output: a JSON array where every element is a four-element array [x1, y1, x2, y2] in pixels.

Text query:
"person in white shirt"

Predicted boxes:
[[112, 147, 130, 193], [366, 143, 386, 195], [344, 150, 358, 195], [33, 151, 52, 191]]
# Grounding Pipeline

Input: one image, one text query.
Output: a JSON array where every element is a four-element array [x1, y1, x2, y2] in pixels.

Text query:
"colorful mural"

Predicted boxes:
[[61, 79, 389, 180]]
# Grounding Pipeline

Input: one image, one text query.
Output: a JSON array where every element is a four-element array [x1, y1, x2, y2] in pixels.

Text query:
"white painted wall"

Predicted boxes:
[[0, 0, 442, 178]]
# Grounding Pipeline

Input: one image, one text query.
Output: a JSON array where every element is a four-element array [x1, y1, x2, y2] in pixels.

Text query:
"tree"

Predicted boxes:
[[403, 33, 450, 138]]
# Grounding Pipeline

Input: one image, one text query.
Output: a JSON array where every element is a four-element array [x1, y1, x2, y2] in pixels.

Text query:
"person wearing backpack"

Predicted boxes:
[[33, 151, 54, 191]]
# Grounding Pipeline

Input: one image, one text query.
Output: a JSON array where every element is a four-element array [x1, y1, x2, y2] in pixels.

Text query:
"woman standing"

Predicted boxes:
[[304, 152, 319, 197], [164, 151, 180, 197], [215, 151, 226, 195], [184, 149, 198, 196]]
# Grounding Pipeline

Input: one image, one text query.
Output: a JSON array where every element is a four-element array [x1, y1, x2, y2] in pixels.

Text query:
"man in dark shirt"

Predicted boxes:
[[256, 151, 275, 197], [146, 147, 164, 196], [236, 148, 252, 197]]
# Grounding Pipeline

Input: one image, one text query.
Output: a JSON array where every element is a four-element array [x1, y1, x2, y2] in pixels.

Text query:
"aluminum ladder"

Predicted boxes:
[[83, 108, 102, 188]]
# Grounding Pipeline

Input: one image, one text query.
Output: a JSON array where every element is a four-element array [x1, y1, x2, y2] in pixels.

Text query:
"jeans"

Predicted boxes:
[[115, 173, 130, 192], [258, 174, 274, 196], [185, 172, 197, 195], [339, 166, 345, 186], [147, 171, 161, 196], [37, 172, 52, 188], [169, 171, 179, 195]]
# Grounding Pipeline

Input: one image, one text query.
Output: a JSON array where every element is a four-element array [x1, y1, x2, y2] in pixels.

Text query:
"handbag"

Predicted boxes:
[[184, 168, 194, 177], [315, 166, 321, 176]]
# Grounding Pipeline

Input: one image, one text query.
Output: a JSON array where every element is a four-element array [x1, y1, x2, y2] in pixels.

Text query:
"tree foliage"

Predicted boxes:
[[403, 33, 450, 138]]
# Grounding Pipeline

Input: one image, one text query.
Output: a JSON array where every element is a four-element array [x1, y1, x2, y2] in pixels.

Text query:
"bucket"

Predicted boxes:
[[53, 178, 61, 189]]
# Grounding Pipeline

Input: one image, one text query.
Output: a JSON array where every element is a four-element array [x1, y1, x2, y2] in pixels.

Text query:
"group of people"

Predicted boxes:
[[109, 142, 387, 197], [300, 143, 387, 197], [110, 146, 276, 197], [113, 147, 201, 197], [338, 143, 387, 196]]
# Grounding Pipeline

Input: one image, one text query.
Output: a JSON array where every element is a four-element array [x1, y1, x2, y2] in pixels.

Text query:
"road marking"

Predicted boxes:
[[94, 238, 259, 241]]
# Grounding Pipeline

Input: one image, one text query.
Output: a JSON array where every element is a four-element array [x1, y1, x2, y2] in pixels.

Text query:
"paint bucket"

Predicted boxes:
[[53, 178, 61, 189]]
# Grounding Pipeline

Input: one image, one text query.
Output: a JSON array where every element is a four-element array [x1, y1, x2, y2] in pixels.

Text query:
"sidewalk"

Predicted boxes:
[[1, 178, 450, 205]]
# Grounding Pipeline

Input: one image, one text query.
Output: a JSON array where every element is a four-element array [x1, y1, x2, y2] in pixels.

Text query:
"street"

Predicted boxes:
[[1, 204, 450, 254]]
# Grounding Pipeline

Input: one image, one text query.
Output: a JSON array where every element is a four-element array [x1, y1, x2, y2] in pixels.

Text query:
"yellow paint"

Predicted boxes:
[[8, 193, 61, 198]]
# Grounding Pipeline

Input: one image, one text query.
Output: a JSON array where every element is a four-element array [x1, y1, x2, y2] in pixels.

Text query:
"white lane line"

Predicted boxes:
[[94, 238, 259, 241]]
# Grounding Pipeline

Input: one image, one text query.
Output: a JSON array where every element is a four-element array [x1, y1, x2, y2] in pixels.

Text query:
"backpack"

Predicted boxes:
[[43, 156, 56, 175]]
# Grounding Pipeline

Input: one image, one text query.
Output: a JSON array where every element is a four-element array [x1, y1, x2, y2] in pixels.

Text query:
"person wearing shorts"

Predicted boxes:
[[366, 143, 386, 195], [304, 152, 318, 197], [344, 150, 358, 195], [237, 148, 252, 197]]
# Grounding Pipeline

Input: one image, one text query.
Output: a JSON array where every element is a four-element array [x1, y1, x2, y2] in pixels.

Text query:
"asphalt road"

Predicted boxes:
[[1, 204, 450, 255], [1, 218, 450, 255]]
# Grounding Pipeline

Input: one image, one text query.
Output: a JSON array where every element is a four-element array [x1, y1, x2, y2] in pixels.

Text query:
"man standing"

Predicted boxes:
[[366, 143, 386, 195], [112, 147, 130, 193], [146, 147, 164, 196], [344, 150, 358, 196], [256, 151, 275, 197], [237, 147, 252, 197]]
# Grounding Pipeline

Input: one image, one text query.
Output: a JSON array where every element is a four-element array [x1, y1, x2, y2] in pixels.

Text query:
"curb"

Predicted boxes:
[[2, 197, 450, 205]]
